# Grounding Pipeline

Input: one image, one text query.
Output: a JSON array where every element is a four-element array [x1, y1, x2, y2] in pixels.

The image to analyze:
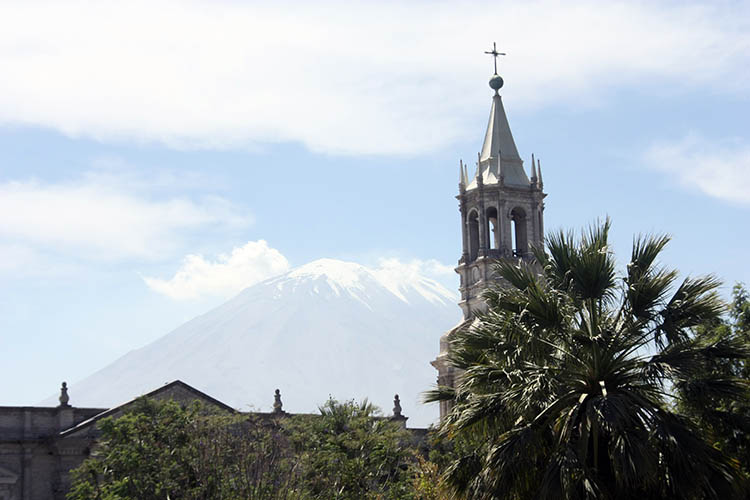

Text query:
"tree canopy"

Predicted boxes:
[[67, 397, 431, 500]]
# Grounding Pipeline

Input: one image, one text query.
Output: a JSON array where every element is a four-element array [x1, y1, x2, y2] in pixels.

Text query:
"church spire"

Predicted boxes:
[[434, 45, 549, 422], [479, 92, 522, 164], [475, 44, 529, 187]]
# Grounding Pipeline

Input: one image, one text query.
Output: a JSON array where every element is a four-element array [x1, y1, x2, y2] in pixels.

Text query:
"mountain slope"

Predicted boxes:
[[54, 259, 461, 427]]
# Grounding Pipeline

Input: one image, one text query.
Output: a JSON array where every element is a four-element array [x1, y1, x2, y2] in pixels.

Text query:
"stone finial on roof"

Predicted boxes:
[[273, 388, 283, 414], [476, 153, 483, 186], [58, 381, 70, 408], [484, 42, 506, 94], [531, 153, 538, 184], [391, 394, 407, 425], [393, 394, 402, 417], [537, 158, 543, 188]]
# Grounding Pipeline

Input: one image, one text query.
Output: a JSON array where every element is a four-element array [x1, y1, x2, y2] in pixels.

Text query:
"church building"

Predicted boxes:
[[0, 381, 411, 499], [433, 45, 547, 420]]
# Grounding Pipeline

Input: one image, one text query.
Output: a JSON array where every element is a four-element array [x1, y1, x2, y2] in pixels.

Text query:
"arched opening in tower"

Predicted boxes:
[[510, 207, 527, 257], [486, 207, 499, 250]]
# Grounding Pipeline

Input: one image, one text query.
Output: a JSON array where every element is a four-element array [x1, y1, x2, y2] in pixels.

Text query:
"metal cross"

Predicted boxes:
[[484, 42, 506, 75]]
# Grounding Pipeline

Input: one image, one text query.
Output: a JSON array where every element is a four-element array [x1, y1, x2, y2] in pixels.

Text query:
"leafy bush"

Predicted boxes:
[[68, 397, 433, 500]]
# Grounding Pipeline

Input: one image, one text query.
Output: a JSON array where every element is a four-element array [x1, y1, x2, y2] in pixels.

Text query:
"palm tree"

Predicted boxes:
[[426, 220, 749, 499]]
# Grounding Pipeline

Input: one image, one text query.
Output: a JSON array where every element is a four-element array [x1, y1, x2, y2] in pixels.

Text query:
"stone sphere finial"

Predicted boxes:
[[489, 74, 504, 91], [58, 381, 70, 407]]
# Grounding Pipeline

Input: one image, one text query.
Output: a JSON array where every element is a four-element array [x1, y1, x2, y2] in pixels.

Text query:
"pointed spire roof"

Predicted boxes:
[[480, 93, 521, 164], [465, 46, 531, 190], [466, 92, 530, 189]]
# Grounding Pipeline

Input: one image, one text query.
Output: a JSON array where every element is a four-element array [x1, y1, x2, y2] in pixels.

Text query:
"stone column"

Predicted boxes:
[[459, 199, 469, 259], [525, 203, 534, 254], [503, 204, 513, 255], [478, 203, 487, 257], [539, 204, 545, 243], [530, 202, 539, 248], [498, 199, 506, 253], [477, 212, 486, 255], [477, 176, 487, 256]]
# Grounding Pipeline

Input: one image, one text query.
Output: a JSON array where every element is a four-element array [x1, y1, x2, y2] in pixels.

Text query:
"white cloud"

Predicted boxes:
[[143, 240, 289, 300], [372, 257, 458, 299], [83, 156, 227, 194], [144, 250, 455, 301], [0, 1, 747, 155], [0, 175, 251, 262], [0, 243, 41, 273], [645, 134, 750, 205], [374, 257, 454, 280]]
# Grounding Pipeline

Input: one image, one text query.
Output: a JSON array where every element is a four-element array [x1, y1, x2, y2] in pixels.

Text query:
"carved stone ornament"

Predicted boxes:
[[392, 394, 402, 417], [272, 389, 283, 413], [471, 267, 481, 284], [58, 381, 70, 407]]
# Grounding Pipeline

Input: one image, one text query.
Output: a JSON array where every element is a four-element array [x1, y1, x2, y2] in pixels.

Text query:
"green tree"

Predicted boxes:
[[67, 397, 300, 500], [427, 220, 749, 499], [68, 396, 424, 500], [678, 283, 750, 480], [285, 398, 416, 500], [68, 398, 198, 499], [187, 411, 301, 498]]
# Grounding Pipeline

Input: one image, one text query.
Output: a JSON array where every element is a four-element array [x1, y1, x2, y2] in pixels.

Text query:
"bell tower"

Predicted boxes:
[[432, 45, 547, 419]]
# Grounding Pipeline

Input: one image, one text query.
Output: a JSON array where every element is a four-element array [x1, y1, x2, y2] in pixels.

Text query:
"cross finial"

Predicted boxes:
[[484, 42, 506, 75]]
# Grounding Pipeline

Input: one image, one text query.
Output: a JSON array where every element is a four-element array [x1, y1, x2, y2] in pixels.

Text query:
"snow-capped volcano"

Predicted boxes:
[[283, 258, 455, 307], [52, 259, 461, 427]]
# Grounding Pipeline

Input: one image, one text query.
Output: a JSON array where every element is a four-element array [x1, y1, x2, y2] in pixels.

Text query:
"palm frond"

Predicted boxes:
[[483, 424, 549, 496], [545, 228, 577, 292], [626, 267, 678, 321], [422, 385, 456, 404], [494, 259, 538, 292], [657, 275, 725, 345], [628, 233, 671, 283]]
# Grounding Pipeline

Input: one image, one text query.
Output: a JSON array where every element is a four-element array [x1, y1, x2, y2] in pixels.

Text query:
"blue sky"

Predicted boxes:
[[2, 0, 749, 406]]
